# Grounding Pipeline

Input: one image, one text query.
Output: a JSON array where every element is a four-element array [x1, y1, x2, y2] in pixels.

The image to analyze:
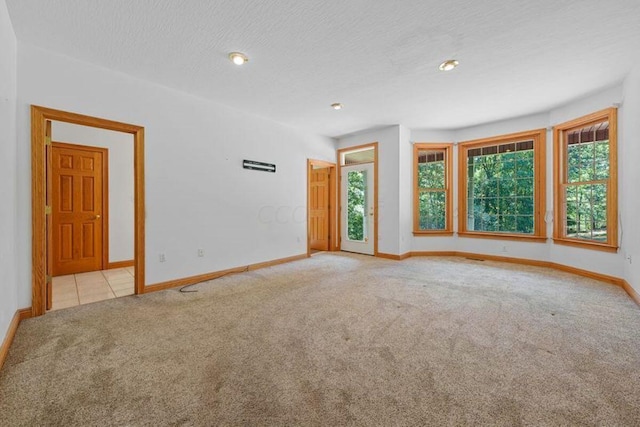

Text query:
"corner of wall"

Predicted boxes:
[[0, 0, 20, 358], [621, 63, 640, 294]]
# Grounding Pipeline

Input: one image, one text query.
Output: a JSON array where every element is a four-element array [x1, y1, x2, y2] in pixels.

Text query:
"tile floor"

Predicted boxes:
[[50, 266, 135, 311]]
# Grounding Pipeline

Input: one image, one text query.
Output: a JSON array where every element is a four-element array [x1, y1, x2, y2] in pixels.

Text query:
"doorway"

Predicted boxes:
[[307, 159, 337, 256], [49, 121, 136, 310], [337, 143, 378, 256], [31, 105, 145, 317]]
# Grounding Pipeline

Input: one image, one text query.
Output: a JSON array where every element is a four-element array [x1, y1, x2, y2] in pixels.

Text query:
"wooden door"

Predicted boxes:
[[52, 143, 107, 276], [310, 167, 330, 251]]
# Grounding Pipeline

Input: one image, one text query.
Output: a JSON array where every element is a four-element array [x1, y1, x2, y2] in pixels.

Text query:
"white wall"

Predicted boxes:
[[52, 121, 135, 263], [0, 0, 19, 340], [621, 65, 640, 294], [338, 126, 401, 255], [546, 86, 624, 277], [15, 43, 336, 307], [406, 87, 627, 279], [398, 125, 412, 255]]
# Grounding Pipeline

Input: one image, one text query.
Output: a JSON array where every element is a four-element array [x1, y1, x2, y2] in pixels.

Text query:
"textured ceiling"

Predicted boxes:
[[6, 0, 640, 137]]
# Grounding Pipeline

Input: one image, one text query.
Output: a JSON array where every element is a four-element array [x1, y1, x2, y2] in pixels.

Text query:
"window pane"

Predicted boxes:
[[418, 191, 446, 230], [347, 170, 366, 241], [567, 120, 609, 184], [417, 150, 445, 189], [567, 143, 582, 183], [594, 141, 610, 180], [467, 143, 535, 234], [564, 184, 607, 242]]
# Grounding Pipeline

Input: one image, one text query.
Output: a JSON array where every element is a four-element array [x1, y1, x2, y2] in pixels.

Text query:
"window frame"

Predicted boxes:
[[553, 108, 618, 252], [413, 143, 453, 236], [457, 129, 547, 242]]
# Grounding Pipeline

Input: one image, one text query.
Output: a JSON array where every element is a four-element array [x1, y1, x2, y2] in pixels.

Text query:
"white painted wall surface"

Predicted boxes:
[[398, 125, 412, 255], [409, 87, 626, 279], [546, 86, 624, 278], [52, 121, 134, 263], [0, 0, 19, 341], [621, 65, 640, 294], [15, 44, 336, 307], [338, 126, 401, 255]]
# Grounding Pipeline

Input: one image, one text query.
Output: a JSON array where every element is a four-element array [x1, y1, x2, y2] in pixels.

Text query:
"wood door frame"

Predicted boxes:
[[336, 142, 379, 256], [51, 141, 110, 273], [307, 159, 338, 256], [31, 105, 145, 317]]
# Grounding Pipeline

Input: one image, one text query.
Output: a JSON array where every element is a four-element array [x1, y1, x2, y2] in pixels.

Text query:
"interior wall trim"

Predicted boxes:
[[107, 260, 135, 270], [381, 251, 637, 306], [376, 252, 411, 261], [145, 253, 308, 293], [0, 308, 33, 371], [622, 280, 640, 307]]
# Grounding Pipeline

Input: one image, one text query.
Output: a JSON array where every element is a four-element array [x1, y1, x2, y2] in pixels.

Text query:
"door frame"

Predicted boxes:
[[307, 159, 338, 256], [336, 142, 379, 256], [51, 142, 110, 275], [31, 105, 145, 316]]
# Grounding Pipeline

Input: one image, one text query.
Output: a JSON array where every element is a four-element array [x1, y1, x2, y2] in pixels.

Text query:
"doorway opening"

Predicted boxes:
[[337, 143, 378, 256], [49, 121, 136, 310], [31, 106, 145, 317], [307, 159, 338, 256]]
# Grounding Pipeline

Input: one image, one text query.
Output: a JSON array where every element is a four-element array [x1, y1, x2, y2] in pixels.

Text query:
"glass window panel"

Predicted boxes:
[[515, 178, 534, 197], [418, 160, 445, 189], [343, 148, 375, 165], [418, 191, 446, 230], [501, 215, 516, 232], [567, 143, 582, 183], [594, 141, 610, 180], [347, 170, 366, 241], [564, 183, 607, 242], [466, 146, 535, 234], [516, 215, 534, 234]]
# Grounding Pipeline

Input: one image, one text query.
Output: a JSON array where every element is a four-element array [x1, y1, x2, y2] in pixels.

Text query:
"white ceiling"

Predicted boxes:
[[6, 0, 640, 137]]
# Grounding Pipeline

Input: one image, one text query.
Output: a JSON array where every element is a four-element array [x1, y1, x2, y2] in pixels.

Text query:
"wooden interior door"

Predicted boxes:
[[310, 167, 330, 251], [52, 143, 107, 276]]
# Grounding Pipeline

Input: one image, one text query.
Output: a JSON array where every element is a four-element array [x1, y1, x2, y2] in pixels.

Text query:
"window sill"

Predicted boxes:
[[413, 231, 454, 237], [552, 238, 619, 253], [458, 232, 547, 243]]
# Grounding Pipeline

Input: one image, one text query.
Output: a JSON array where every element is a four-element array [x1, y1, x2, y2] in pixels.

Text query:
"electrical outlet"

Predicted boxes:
[[159, 253, 166, 263], [198, 249, 204, 257], [627, 255, 632, 264]]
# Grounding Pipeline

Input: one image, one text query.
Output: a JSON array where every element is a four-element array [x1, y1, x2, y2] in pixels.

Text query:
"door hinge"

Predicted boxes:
[[45, 205, 52, 215], [46, 274, 52, 282], [45, 136, 52, 146]]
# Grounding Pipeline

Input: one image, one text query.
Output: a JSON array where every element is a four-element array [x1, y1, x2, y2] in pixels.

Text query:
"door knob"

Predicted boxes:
[[93, 214, 101, 220]]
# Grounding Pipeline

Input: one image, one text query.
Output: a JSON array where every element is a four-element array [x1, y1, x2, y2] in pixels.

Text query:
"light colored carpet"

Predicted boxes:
[[1, 253, 640, 426]]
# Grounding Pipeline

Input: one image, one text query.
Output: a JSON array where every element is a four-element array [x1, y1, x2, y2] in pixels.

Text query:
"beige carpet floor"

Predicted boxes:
[[1, 253, 640, 426]]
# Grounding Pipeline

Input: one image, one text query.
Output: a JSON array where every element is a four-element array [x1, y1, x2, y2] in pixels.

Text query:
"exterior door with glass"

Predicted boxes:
[[341, 163, 374, 255]]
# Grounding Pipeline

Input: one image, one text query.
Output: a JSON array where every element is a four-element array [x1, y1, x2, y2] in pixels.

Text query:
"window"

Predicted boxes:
[[553, 108, 617, 251], [458, 129, 546, 240], [413, 143, 453, 235]]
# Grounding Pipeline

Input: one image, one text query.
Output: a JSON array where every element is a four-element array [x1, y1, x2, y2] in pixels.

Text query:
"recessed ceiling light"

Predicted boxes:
[[228, 52, 249, 65], [331, 103, 343, 110], [439, 59, 459, 71]]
